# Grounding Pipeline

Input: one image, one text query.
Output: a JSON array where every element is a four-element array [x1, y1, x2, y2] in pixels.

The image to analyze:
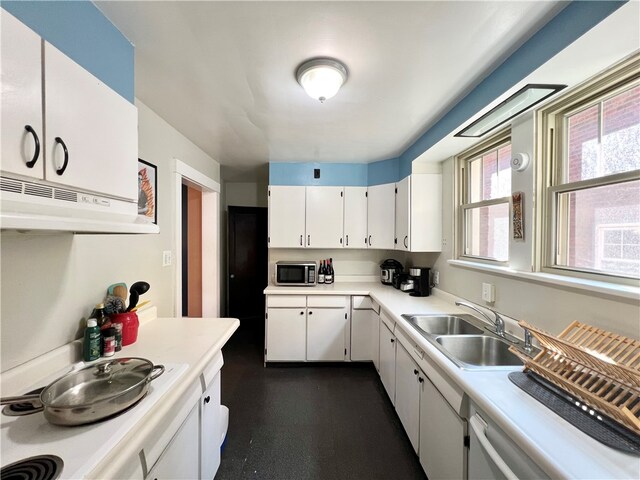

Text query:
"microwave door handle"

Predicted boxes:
[[469, 414, 518, 480]]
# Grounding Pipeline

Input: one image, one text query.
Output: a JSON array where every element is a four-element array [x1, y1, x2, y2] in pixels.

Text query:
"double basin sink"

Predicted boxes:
[[402, 313, 531, 370]]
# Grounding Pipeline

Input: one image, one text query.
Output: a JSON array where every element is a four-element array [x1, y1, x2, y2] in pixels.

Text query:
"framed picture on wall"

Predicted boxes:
[[138, 159, 157, 224]]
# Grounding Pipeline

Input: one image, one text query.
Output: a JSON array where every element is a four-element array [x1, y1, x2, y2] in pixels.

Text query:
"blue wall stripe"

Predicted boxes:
[[2, 1, 134, 103], [398, 0, 626, 165], [367, 158, 400, 186], [269, 163, 368, 186]]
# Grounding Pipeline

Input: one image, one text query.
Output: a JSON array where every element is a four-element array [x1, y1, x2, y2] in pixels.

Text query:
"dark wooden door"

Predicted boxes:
[[227, 206, 268, 329]]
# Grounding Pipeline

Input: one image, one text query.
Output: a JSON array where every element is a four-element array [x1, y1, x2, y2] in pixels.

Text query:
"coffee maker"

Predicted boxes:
[[409, 267, 431, 297]]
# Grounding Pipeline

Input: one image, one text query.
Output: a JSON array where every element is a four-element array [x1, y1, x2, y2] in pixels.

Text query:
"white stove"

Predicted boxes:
[[1, 362, 188, 479]]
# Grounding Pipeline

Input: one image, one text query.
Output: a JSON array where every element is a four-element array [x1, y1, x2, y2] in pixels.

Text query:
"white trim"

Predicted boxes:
[[173, 159, 220, 317], [448, 259, 640, 301]]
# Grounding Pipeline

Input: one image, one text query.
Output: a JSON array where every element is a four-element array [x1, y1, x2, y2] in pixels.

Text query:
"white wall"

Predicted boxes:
[[0, 100, 221, 371], [432, 114, 640, 339]]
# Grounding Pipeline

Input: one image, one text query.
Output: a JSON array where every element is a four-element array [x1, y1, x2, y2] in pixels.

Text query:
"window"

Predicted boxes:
[[541, 55, 640, 281], [458, 130, 511, 262]]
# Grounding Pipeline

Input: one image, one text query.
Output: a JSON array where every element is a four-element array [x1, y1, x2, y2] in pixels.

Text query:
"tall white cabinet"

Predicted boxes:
[[395, 174, 442, 252], [367, 183, 396, 249], [1, 10, 43, 179], [343, 186, 368, 248], [268, 186, 306, 248], [305, 186, 344, 248]]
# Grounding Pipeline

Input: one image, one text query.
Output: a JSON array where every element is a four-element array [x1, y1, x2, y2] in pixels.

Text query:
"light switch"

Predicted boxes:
[[162, 250, 172, 267], [482, 283, 495, 303]]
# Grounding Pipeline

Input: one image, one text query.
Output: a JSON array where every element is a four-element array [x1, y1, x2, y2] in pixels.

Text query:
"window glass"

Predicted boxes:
[[556, 179, 640, 277], [565, 85, 640, 183], [468, 144, 512, 202], [464, 203, 509, 261]]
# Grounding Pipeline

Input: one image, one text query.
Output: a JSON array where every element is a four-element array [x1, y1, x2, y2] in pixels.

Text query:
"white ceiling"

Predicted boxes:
[[96, 1, 565, 181]]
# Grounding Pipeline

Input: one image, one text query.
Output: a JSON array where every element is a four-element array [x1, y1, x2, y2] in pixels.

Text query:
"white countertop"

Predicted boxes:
[[0, 313, 239, 479], [265, 282, 640, 479]]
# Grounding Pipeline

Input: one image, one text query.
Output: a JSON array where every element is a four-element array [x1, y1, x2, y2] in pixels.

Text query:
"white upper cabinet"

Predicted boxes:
[[305, 186, 344, 248], [44, 42, 137, 201], [410, 174, 442, 252], [367, 183, 395, 250], [268, 186, 306, 247], [1, 10, 44, 179], [395, 176, 410, 251], [343, 186, 368, 249]]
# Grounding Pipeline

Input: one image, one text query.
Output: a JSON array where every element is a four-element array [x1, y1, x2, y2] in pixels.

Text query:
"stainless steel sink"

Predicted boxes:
[[435, 335, 523, 370], [402, 314, 484, 335]]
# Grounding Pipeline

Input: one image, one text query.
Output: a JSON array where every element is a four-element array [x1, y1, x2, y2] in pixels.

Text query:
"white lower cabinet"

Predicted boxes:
[[350, 296, 380, 362], [395, 343, 421, 452], [146, 404, 200, 480], [379, 320, 396, 404], [200, 373, 222, 480], [307, 307, 348, 361], [266, 307, 307, 361], [372, 310, 380, 372], [419, 375, 467, 480]]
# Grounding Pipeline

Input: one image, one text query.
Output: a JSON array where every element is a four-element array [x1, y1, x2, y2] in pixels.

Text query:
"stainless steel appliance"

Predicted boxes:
[[400, 279, 415, 292], [392, 272, 409, 289], [409, 267, 431, 297], [380, 259, 403, 285], [275, 261, 316, 286]]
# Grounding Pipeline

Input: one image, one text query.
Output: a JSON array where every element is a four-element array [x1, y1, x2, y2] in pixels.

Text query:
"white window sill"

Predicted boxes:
[[447, 259, 640, 301]]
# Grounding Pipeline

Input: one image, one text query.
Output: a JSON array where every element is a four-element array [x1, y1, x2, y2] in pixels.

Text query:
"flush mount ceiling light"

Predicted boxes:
[[296, 58, 348, 103], [455, 84, 566, 138]]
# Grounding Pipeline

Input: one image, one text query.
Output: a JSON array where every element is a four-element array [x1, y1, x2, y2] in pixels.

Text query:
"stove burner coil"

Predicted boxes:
[[2, 388, 44, 416], [1, 455, 63, 480]]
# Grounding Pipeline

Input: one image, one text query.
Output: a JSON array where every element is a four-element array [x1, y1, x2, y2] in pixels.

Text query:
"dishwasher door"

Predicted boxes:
[[468, 411, 549, 480]]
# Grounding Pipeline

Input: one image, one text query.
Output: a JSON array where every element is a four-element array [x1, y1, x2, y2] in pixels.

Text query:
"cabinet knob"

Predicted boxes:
[[309, 311, 313, 315], [418, 377, 424, 383], [368, 235, 372, 246], [24, 125, 40, 168], [300, 235, 303, 246], [346, 235, 349, 246], [54, 137, 69, 175], [413, 369, 419, 375], [404, 236, 408, 248], [204, 396, 211, 404], [390, 338, 395, 343], [308, 234, 311, 246], [300, 311, 304, 315]]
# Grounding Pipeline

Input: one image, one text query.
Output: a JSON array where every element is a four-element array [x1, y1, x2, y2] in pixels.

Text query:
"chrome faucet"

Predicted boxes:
[[455, 301, 506, 336], [523, 328, 533, 353]]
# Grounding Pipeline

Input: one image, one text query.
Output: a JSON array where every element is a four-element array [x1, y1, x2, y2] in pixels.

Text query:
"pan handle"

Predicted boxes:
[[148, 364, 165, 382], [0, 393, 42, 407]]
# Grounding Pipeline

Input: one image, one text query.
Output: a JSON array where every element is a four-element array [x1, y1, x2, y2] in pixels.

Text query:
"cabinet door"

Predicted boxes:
[[419, 376, 466, 480], [1, 11, 44, 179], [44, 42, 137, 200], [306, 307, 347, 361], [372, 310, 380, 372], [343, 186, 368, 248], [379, 321, 396, 404], [305, 186, 344, 248], [367, 183, 395, 249], [410, 174, 442, 252], [395, 343, 421, 452], [201, 373, 221, 480], [146, 404, 200, 480], [350, 309, 373, 361], [395, 176, 410, 251], [266, 308, 306, 361], [268, 186, 306, 248]]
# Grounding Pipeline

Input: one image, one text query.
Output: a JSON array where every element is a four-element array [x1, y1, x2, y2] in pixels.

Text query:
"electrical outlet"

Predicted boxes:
[[162, 250, 172, 267], [482, 283, 495, 303], [433, 271, 440, 285]]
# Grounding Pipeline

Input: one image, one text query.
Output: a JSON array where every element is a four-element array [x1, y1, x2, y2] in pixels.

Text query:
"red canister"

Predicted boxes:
[[110, 312, 139, 346]]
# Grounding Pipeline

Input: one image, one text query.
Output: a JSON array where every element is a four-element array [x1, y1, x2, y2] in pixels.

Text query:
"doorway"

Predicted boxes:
[[181, 184, 203, 317], [227, 206, 268, 336]]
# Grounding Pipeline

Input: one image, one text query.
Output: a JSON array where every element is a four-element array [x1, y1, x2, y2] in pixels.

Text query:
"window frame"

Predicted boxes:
[[537, 54, 640, 285], [456, 128, 512, 265]]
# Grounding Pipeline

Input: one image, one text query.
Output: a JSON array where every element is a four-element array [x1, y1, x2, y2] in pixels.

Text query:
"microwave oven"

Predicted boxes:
[[275, 261, 316, 286]]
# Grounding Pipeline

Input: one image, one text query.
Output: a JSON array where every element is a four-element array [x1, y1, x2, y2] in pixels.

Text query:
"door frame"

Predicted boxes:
[[173, 159, 220, 317]]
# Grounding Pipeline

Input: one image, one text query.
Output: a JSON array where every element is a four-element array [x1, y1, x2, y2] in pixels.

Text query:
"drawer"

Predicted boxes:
[[307, 295, 347, 308], [352, 295, 374, 310], [266, 295, 306, 308], [380, 309, 395, 332]]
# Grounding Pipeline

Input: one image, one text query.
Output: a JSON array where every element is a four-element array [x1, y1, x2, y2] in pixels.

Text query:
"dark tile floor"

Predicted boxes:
[[215, 326, 426, 480]]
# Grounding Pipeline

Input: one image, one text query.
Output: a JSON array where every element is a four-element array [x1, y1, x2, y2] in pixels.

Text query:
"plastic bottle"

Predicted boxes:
[[102, 327, 116, 357], [83, 319, 101, 362]]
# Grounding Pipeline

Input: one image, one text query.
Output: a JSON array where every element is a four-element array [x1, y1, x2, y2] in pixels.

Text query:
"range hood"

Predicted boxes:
[[0, 176, 159, 234]]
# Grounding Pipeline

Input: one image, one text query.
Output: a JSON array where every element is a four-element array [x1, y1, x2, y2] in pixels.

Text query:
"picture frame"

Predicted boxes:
[[138, 159, 157, 225]]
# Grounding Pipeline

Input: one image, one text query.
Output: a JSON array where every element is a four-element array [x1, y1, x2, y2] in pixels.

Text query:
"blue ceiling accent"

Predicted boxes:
[[1, 1, 134, 103]]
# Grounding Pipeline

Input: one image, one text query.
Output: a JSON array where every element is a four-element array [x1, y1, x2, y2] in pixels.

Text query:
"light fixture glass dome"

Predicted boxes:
[[296, 58, 348, 103]]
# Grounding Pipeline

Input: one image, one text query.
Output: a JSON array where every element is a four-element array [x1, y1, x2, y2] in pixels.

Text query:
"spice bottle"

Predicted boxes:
[[102, 327, 116, 357], [92, 303, 110, 328], [83, 319, 100, 362], [114, 322, 123, 351]]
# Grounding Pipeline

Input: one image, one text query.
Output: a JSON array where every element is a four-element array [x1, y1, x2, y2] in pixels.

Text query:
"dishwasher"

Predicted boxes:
[[468, 403, 549, 480]]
